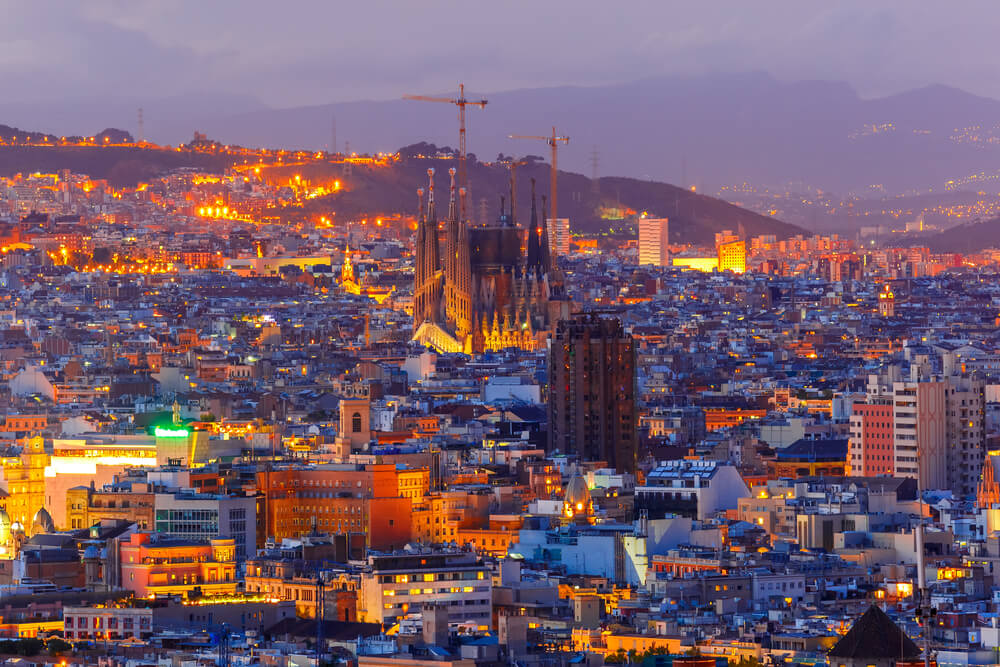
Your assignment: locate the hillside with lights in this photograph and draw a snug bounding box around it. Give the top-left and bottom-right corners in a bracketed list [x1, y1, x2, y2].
[0, 129, 804, 243]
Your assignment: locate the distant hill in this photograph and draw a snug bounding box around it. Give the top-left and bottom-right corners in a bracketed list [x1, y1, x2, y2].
[0, 124, 134, 145]
[0, 141, 229, 188]
[186, 74, 1000, 196]
[915, 217, 1000, 253]
[0, 131, 803, 242]
[265, 144, 805, 243]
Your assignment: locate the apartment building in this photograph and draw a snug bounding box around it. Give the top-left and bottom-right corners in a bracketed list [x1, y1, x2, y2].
[359, 551, 491, 628]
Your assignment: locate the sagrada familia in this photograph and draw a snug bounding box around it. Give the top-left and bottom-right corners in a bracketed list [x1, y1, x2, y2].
[412, 167, 567, 354]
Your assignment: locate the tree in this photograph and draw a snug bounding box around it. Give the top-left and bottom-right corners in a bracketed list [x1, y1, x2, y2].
[92, 247, 113, 265]
[16, 638, 43, 656]
[46, 638, 72, 655]
[605, 649, 628, 664]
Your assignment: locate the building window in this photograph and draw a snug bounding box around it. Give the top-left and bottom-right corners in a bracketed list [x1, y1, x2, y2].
[352, 413, 362, 433]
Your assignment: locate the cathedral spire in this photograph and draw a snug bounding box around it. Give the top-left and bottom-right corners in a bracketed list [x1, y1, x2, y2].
[526, 177, 540, 272]
[444, 166, 459, 322]
[447, 167, 457, 223]
[416, 186, 426, 277]
[426, 168, 436, 222]
[420, 169, 442, 325]
[426, 168, 439, 276]
[413, 187, 427, 329]
[417, 187, 425, 227]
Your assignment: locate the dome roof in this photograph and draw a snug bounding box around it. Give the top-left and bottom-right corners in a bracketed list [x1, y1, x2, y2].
[31, 507, 55, 534]
[83, 545, 100, 560]
[565, 473, 590, 509]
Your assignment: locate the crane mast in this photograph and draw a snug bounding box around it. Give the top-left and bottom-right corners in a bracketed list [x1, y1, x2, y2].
[509, 127, 570, 221]
[403, 83, 487, 193]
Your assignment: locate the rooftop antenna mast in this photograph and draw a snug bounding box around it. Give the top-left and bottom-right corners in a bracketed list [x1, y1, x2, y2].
[404, 83, 488, 193]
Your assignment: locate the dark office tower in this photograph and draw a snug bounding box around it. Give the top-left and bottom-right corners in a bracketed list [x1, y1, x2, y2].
[547, 314, 637, 473]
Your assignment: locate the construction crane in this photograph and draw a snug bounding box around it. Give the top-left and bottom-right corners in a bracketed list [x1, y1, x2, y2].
[509, 127, 569, 221]
[403, 83, 487, 192]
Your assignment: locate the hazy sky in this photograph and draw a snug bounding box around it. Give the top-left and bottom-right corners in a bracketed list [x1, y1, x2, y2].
[4, 1, 999, 107]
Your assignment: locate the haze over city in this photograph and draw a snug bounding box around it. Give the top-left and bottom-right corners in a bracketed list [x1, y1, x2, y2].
[1, 4, 1000, 667]
[5, 2, 1000, 105]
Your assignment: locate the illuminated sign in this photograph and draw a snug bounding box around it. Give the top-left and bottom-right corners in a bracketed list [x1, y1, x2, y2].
[154, 427, 190, 438]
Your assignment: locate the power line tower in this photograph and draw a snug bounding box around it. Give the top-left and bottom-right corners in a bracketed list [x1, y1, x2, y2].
[330, 115, 337, 155]
[509, 127, 570, 220]
[403, 83, 487, 192]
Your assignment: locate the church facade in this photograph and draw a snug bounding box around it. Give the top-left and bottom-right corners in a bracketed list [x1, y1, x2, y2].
[412, 167, 564, 354]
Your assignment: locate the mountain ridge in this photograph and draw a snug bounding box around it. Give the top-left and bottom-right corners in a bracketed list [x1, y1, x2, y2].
[4, 73, 1000, 195]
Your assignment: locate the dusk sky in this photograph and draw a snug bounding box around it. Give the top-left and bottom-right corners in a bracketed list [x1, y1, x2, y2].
[4, 1, 1000, 106]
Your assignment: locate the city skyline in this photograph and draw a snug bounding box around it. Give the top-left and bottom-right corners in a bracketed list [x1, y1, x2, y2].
[0, 4, 997, 665]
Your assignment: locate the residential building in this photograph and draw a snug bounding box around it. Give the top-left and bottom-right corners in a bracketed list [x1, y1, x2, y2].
[63, 605, 153, 642]
[358, 550, 491, 628]
[119, 532, 238, 598]
[638, 217, 669, 267]
[154, 491, 255, 560]
[636, 459, 750, 520]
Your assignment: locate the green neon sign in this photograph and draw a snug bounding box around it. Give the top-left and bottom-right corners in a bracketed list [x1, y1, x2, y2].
[154, 427, 190, 438]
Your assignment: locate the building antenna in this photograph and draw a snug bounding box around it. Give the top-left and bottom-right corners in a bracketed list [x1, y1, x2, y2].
[137, 108, 144, 144]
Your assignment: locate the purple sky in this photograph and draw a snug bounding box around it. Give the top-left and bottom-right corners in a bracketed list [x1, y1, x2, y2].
[3, 2, 998, 107]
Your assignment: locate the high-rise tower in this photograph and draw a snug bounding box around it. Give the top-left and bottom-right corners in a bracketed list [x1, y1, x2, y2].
[547, 314, 638, 473]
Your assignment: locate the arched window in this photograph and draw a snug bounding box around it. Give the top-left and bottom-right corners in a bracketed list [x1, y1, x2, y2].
[352, 412, 362, 433]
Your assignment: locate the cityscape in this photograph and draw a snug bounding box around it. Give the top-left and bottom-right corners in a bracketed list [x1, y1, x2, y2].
[4, 4, 1000, 667]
